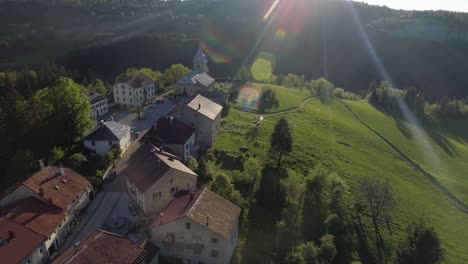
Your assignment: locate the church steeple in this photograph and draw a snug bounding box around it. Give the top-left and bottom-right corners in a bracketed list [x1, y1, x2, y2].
[193, 44, 208, 73]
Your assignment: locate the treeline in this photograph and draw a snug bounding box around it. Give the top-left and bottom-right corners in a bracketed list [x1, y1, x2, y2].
[368, 81, 468, 118]
[0, 65, 115, 190]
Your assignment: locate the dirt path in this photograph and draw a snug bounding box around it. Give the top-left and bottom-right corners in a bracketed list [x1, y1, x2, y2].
[237, 97, 468, 214]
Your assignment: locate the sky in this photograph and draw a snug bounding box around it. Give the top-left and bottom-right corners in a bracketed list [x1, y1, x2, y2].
[354, 0, 468, 12]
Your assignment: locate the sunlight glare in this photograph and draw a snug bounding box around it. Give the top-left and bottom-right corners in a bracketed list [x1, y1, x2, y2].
[264, 0, 281, 20]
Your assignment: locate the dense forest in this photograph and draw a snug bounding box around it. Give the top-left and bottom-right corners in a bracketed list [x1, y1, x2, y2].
[1, 0, 468, 98]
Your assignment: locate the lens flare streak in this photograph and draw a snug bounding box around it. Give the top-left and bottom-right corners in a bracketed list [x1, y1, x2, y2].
[264, 0, 281, 20]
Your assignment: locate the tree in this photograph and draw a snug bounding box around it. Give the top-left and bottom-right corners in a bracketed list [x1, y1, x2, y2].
[270, 117, 293, 168]
[197, 157, 208, 177]
[210, 174, 244, 206]
[237, 66, 251, 81]
[221, 100, 231, 117]
[48, 146, 64, 165]
[88, 79, 107, 95]
[186, 156, 198, 172]
[243, 158, 261, 184]
[163, 64, 191, 85]
[68, 153, 87, 170]
[319, 234, 337, 263]
[131, 105, 144, 119]
[34, 77, 93, 148]
[258, 88, 279, 112]
[285, 242, 318, 264]
[355, 176, 395, 260]
[396, 219, 444, 264]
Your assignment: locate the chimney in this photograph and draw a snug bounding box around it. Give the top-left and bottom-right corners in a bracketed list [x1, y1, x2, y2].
[205, 216, 209, 226]
[8, 230, 16, 241]
[39, 160, 45, 170]
[169, 116, 174, 127]
[100, 120, 105, 127]
[159, 213, 164, 224]
[60, 164, 65, 176]
[197, 103, 201, 110]
[110, 116, 114, 122]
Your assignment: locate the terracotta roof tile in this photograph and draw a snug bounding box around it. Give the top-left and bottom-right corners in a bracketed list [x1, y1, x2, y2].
[52, 230, 147, 264]
[0, 217, 46, 264]
[151, 189, 241, 238]
[2, 197, 67, 238]
[22, 166, 91, 209]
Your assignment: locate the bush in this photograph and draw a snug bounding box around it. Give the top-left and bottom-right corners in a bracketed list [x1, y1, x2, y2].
[68, 152, 87, 170]
[48, 146, 65, 165]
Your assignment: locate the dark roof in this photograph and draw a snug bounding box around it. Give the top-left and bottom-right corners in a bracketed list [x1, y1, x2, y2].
[125, 75, 154, 89]
[22, 166, 91, 209]
[2, 197, 67, 238]
[83, 121, 130, 141]
[52, 230, 147, 264]
[186, 94, 223, 120]
[86, 92, 107, 105]
[126, 143, 197, 193]
[151, 189, 241, 238]
[141, 117, 195, 145]
[0, 217, 46, 264]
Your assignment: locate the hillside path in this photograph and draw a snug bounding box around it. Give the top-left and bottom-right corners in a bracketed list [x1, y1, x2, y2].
[237, 96, 468, 214]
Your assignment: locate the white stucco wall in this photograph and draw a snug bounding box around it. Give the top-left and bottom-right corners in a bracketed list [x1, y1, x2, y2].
[91, 98, 109, 118]
[151, 216, 238, 264]
[83, 131, 130, 156]
[113, 82, 156, 108]
[20, 244, 48, 264]
[160, 133, 195, 162]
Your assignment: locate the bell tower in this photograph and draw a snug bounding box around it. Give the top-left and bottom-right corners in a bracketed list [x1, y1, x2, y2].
[193, 45, 208, 73]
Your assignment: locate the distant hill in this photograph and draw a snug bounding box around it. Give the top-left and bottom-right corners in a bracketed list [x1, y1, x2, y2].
[1, 0, 468, 98]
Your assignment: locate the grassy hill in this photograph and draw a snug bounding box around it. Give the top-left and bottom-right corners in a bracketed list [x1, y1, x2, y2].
[235, 83, 311, 113]
[346, 100, 468, 205]
[214, 88, 468, 263]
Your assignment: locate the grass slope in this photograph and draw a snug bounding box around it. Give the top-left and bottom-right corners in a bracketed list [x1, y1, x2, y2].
[216, 97, 468, 263]
[235, 83, 311, 113]
[345, 100, 468, 205]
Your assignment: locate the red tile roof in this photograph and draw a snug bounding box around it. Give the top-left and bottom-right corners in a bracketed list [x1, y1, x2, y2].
[52, 230, 147, 264]
[141, 117, 195, 145]
[151, 189, 241, 238]
[126, 143, 197, 193]
[22, 166, 91, 209]
[0, 217, 46, 264]
[2, 196, 67, 238]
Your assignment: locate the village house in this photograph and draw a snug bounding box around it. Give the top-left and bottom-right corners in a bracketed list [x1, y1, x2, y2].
[150, 188, 241, 264]
[0, 217, 48, 264]
[0, 166, 92, 215]
[174, 46, 215, 97]
[82, 120, 131, 156]
[1, 197, 71, 256]
[173, 94, 222, 148]
[52, 230, 159, 264]
[126, 143, 198, 215]
[141, 116, 196, 162]
[87, 91, 108, 125]
[113, 75, 156, 108]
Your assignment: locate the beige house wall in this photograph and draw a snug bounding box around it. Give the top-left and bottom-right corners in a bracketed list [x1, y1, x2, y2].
[176, 107, 221, 147]
[151, 216, 238, 264]
[128, 169, 197, 215]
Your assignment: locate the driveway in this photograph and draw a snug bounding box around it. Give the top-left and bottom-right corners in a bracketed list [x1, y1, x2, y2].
[59, 100, 176, 252]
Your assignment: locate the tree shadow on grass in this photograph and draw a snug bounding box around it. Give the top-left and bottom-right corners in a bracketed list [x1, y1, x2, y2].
[244, 126, 259, 142]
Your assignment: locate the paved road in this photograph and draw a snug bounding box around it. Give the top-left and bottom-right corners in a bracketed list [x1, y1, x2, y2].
[59, 100, 176, 252]
[236, 96, 468, 214]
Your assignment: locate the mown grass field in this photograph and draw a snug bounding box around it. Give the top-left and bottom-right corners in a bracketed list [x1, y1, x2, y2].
[215, 96, 468, 263]
[345, 100, 468, 205]
[235, 83, 311, 113]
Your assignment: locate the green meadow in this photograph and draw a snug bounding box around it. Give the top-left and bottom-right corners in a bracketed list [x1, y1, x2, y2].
[215, 94, 468, 263]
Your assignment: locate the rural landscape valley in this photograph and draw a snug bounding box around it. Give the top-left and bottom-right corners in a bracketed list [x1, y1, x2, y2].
[0, 0, 467, 264]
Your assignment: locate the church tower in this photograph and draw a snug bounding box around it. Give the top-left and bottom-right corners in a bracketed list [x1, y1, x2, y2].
[193, 45, 209, 73]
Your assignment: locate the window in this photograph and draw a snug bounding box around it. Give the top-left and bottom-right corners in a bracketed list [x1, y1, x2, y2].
[186, 222, 191, 230]
[129, 92, 132, 96]
[153, 192, 161, 200]
[117, 97, 120, 101]
[130, 98, 132, 103]
[123, 91, 125, 95]
[108, 141, 113, 146]
[123, 98, 126, 102]
[170, 187, 178, 194]
[194, 248, 202, 255]
[211, 238, 218, 244]
[170, 178, 173, 184]
[211, 250, 219, 257]
[91, 140, 95, 146]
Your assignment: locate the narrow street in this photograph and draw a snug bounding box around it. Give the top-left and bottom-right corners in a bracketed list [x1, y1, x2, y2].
[59, 100, 176, 252]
